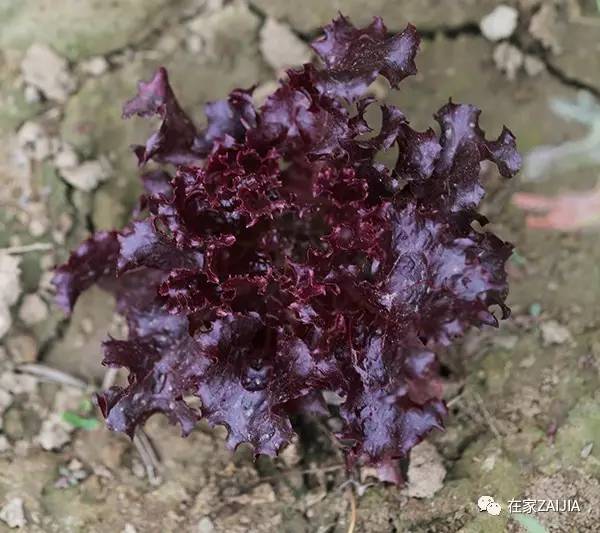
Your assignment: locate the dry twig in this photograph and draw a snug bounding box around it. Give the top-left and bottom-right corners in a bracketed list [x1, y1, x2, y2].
[346, 485, 357, 533]
[17, 363, 88, 390]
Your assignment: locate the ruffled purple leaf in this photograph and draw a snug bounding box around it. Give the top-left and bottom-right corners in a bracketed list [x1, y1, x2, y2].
[52, 231, 119, 312]
[312, 16, 420, 100]
[123, 67, 200, 165]
[54, 13, 521, 483]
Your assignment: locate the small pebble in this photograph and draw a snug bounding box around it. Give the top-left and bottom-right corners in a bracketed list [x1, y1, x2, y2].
[17, 122, 54, 161]
[406, 441, 446, 498]
[6, 334, 38, 363]
[540, 320, 573, 346]
[493, 42, 524, 80]
[37, 419, 71, 451]
[23, 85, 42, 104]
[0, 254, 22, 339]
[259, 18, 312, 71]
[18, 294, 48, 325]
[196, 517, 216, 533]
[54, 143, 79, 169]
[80, 56, 109, 76]
[0, 435, 11, 453]
[60, 158, 112, 191]
[21, 43, 76, 102]
[28, 218, 48, 238]
[581, 442, 593, 459]
[0, 498, 26, 529]
[524, 55, 545, 76]
[480, 5, 519, 42]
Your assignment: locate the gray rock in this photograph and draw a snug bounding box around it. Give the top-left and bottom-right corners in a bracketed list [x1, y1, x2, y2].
[17, 122, 57, 162]
[21, 44, 76, 102]
[37, 418, 72, 451]
[80, 56, 109, 77]
[259, 18, 311, 72]
[18, 293, 49, 325]
[60, 158, 112, 192]
[406, 441, 446, 498]
[196, 517, 216, 533]
[0, 253, 21, 339]
[5, 334, 38, 363]
[540, 320, 573, 346]
[0, 498, 26, 529]
[493, 42, 524, 80]
[54, 143, 80, 170]
[0, 50, 45, 131]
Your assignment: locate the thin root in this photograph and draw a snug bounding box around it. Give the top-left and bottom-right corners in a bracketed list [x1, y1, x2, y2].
[134, 428, 162, 486]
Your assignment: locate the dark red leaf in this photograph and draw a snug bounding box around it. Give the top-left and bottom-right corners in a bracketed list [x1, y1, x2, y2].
[54, 13, 520, 483]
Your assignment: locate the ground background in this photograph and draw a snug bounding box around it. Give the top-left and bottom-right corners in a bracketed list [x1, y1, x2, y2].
[1, 0, 600, 531]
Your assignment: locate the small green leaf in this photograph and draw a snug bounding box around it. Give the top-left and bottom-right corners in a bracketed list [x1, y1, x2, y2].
[62, 411, 100, 430]
[529, 302, 542, 317]
[78, 398, 94, 414]
[511, 513, 548, 533]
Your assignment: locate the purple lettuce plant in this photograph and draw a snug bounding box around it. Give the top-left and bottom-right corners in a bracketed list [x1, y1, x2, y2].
[53, 15, 521, 482]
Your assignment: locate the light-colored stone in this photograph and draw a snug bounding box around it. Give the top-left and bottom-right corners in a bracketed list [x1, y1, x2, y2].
[406, 441, 446, 498]
[0, 388, 13, 416]
[259, 18, 312, 72]
[60, 158, 112, 191]
[196, 517, 216, 533]
[581, 442, 593, 459]
[0, 254, 21, 339]
[6, 334, 38, 363]
[0, 435, 10, 453]
[23, 85, 41, 104]
[540, 320, 573, 346]
[0, 372, 37, 395]
[54, 143, 80, 169]
[0, 498, 26, 529]
[18, 293, 48, 325]
[37, 418, 72, 451]
[480, 5, 519, 42]
[529, 3, 561, 54]
[21, 43, 76, 102]
[81, 56, 109, 76]
[524, 54, 545, 77]
[186, 1, 261, 62]
[28, 218, 48, 238]
[185, 34, 204, 54]
[493, 42, 524, 80]
[16, 121, 54, 161]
